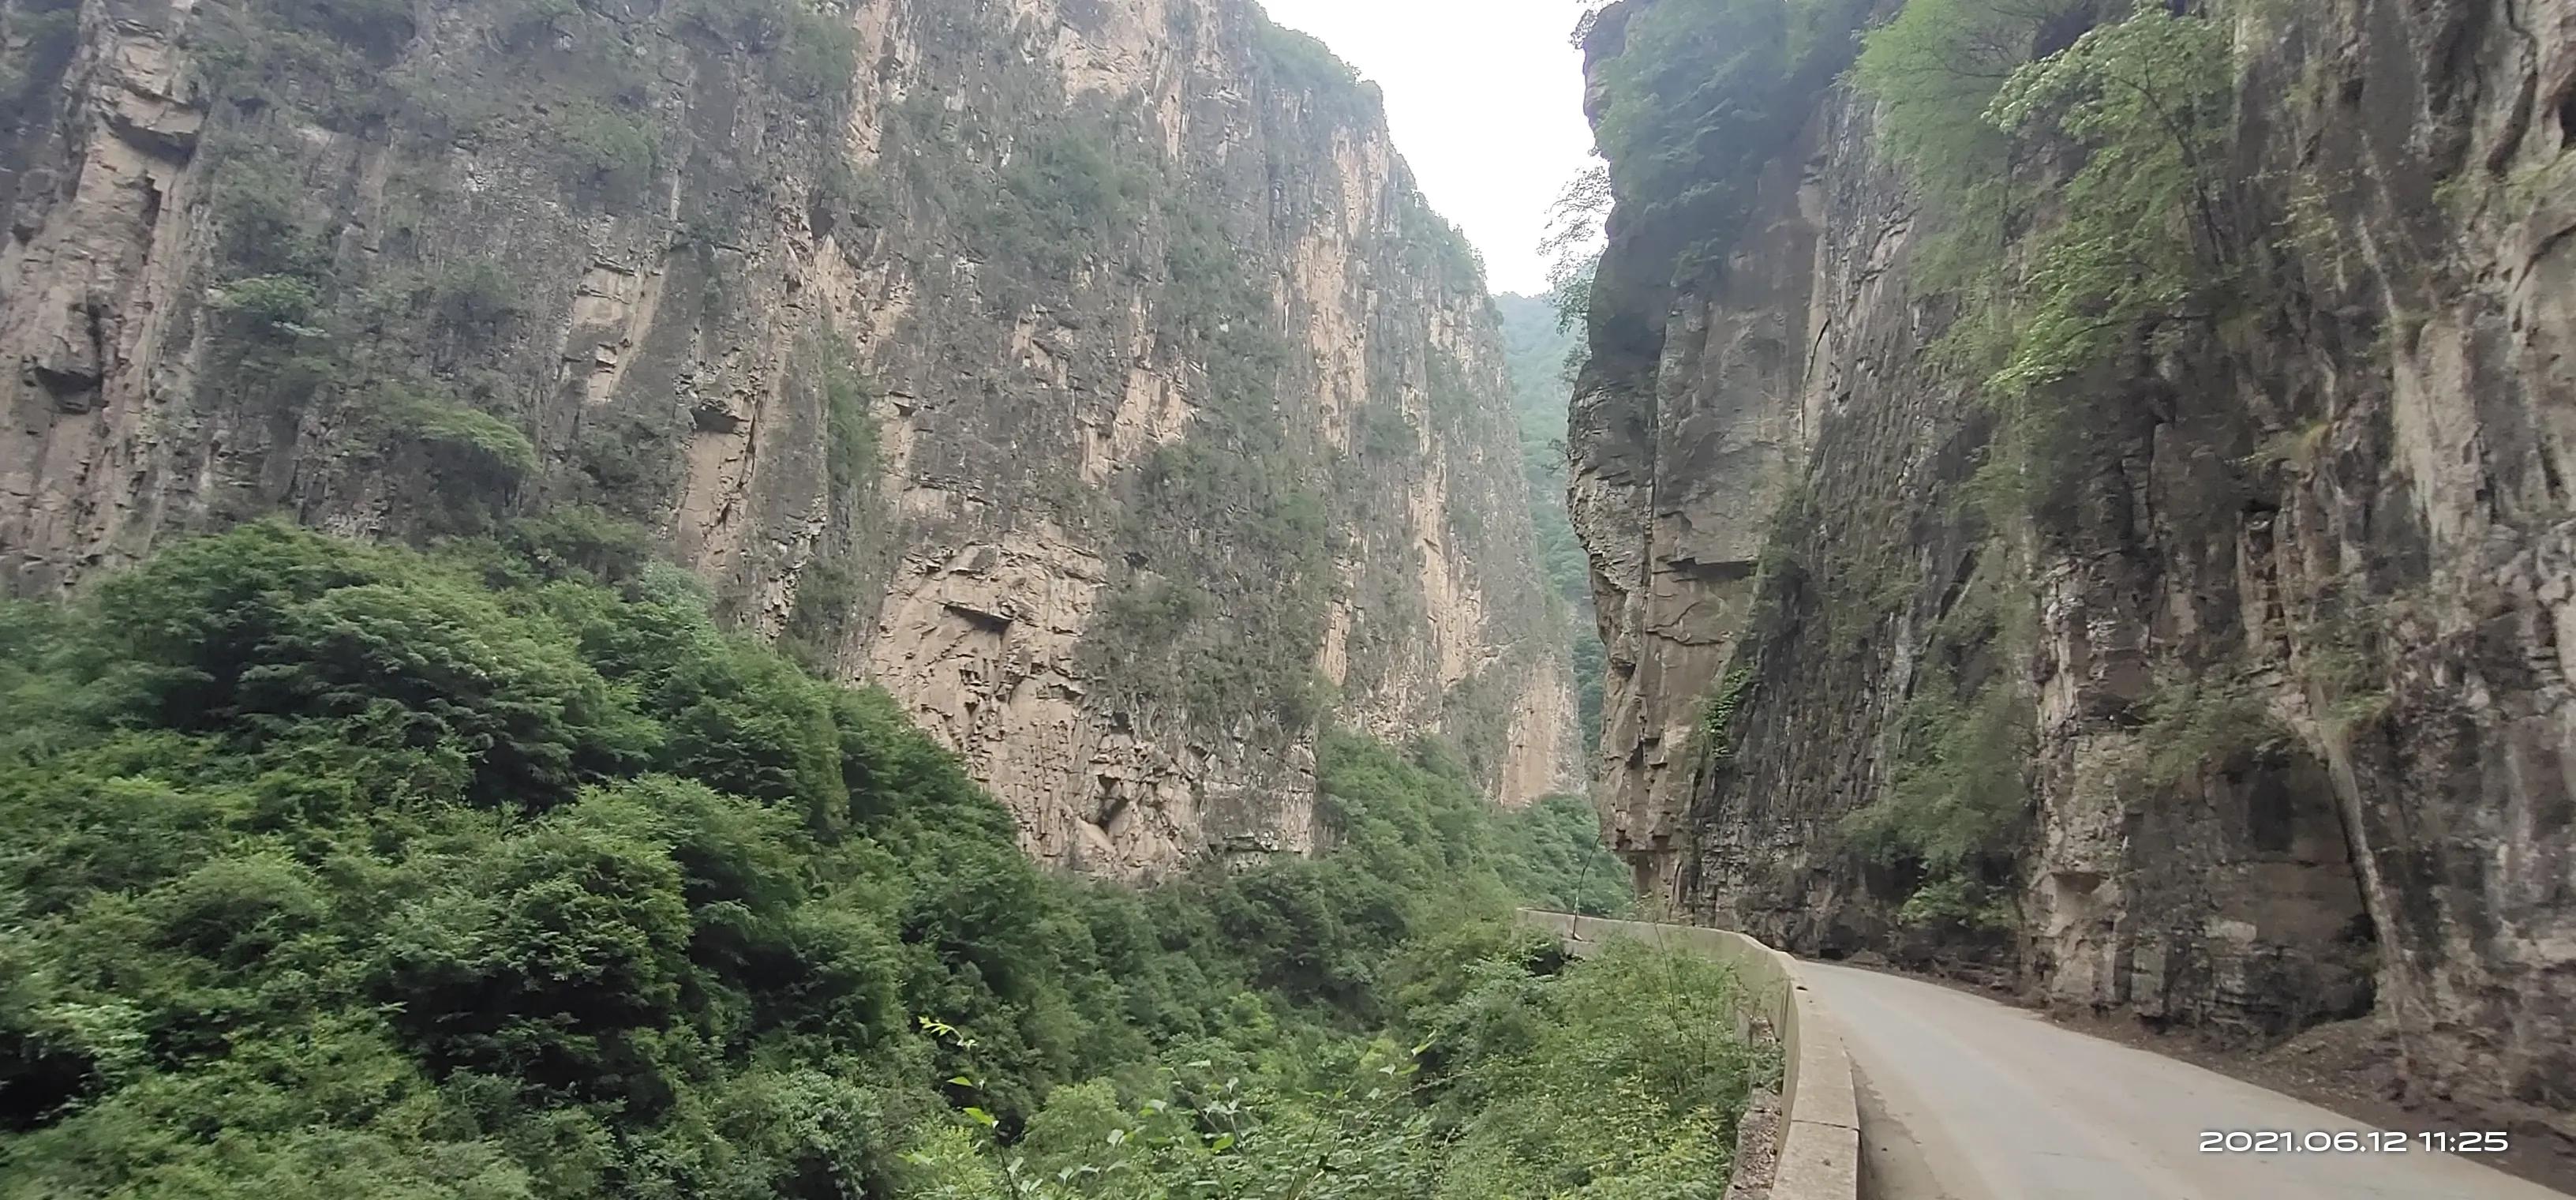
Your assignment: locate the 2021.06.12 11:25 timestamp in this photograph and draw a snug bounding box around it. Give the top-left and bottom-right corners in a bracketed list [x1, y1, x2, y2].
[2199, 1131, 2512, 1153]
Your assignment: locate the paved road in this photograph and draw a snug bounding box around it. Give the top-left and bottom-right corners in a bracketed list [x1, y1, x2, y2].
[1799, 961, 2570, 1200]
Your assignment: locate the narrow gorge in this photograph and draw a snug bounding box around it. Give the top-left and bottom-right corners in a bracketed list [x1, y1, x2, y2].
[1571, 0, 2576, 1140]
[9, 0, 2576, 1189]
[0, 0, 1583, 878]
[0, 2, 1739, 1194]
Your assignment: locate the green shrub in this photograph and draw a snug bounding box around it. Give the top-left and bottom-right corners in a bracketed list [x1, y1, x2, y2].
[2131, 669, 2288, 786]
[494, 0, 581, 43]
[1979, 10, 2234, 396]
[1493, 795, 1630, 917]
[496, 506, 660, 584]
[0, 525, 1699, 1198]
[1356, 398, 1418, 458]
[1895, 875, 2016, 932]
[1852, 0, 2091, 220]
[821, 351, 878, 495]
[208, 272, 324, 334]
[204, 132, 329, 278]
[992, 122, 1151, 269]
[814, 154, 893, 233]
[384, 391, 541, 478]
[548, 99, 658, 192]
[774, 1, 860, 99]
[1397, 193, 1484, 286]
[1250, 13, 1372, 109]
[1410, 940, 1777, 1198]
[1696, 666, 1754, 764]
[194, 0, 411, 126]
[420, 261, 525, 340]
[777, 347, 882, 671]
[1840, 669, 2032, 874]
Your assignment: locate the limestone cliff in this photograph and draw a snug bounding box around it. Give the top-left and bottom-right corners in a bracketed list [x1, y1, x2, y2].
[1572, 0, 2574, 1134]
[0, 0, 1581, 875]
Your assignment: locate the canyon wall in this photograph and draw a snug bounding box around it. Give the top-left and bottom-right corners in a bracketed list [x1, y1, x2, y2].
[1572, 0, 2574, 1133]
[0, 0, 1581, 876]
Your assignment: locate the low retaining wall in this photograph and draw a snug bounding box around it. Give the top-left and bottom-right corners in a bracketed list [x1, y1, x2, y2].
[1516, 910, 1859, 1200]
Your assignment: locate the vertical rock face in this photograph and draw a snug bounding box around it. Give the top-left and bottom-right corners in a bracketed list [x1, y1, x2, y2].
[0, 0, 1581, 875]
[1572, 0, 2574, 1134]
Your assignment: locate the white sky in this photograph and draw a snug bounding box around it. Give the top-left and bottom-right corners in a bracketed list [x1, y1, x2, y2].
[1256, 0, 1600, 295]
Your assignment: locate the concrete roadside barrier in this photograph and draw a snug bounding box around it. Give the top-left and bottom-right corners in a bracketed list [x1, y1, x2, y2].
[1516, 909, 1859, 1200]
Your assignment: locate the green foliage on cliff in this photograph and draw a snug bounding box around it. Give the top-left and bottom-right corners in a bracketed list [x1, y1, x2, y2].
[384, 388, 545, 480]
[1589, 0, 1867, 281]
[889, 103, 1163, 288]
[1807, 6, 2245, 896]
[1840, 665, 2031, 937]
[170, 0, 883, 549]
[1084, 439, 1335, 734]
[1694, 667, 1755, 767]
[1852, 0, 2088, 222]
[1844, 670, 2033, 876]
[208, 273, 325, 335]
[673, 0, 861, 99]
[820, 351, 879, 501]
[2293, 601, 2394, 740]
[2131, 669, 2290, 786]
[1249, 11, 1380, 117]
[1979, 12, 2234, 395]
[1251, 17, 1358, 91]
[1858, 3, 2234, 511]
[0, 524, 1725, 1198]
[999, 122, 1155, 266]
[1837, 549, 2035, 924]
[546, 100, 662, 193]
[781, 342, 886, 671]
[1080, 164, 1321, 738]
[1396, 195, 1488, 289]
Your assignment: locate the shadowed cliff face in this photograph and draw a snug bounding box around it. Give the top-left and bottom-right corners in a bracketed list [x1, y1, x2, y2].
[1572, 0, 2575, 1135]
[0, 0, 1582, 876]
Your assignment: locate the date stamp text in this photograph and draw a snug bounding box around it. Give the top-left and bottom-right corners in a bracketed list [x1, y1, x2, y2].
[2199, 1131, 2511, 1154]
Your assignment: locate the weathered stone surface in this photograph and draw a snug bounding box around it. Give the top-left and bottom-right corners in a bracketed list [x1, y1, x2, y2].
[1572, 0, 2576, 1134]
[0, 0, 1582, 876]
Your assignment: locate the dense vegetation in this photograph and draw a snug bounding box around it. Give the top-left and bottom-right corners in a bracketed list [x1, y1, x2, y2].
[0, 523, 1747, 1199]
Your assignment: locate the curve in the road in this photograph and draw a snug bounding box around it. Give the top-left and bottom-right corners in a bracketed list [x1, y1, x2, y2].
[1804, 960, 2568, 1200]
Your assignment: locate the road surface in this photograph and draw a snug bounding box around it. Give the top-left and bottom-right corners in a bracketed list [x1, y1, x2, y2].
[1799, 960, 2571, 1200]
